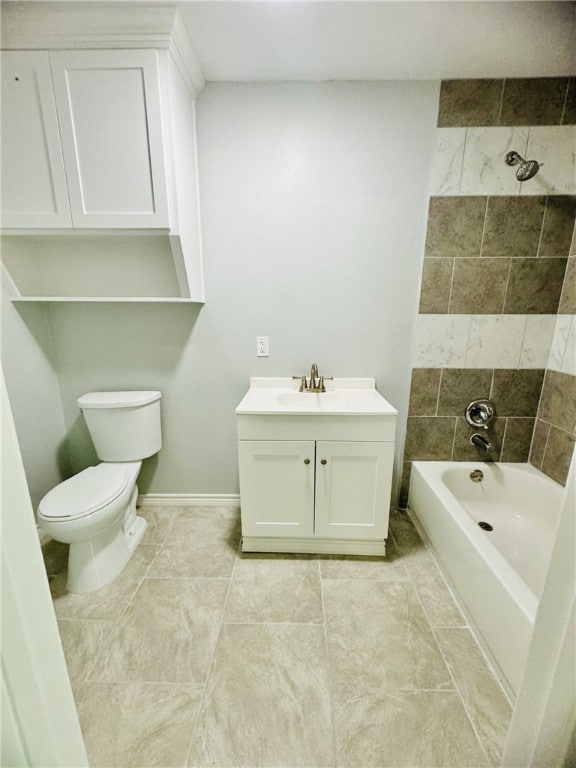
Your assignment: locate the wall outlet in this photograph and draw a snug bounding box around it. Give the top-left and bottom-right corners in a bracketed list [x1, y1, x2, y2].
[256, 336, 269, 357]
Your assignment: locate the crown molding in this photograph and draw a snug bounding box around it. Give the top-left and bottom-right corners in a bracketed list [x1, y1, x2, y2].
[1, 1, 205, 95]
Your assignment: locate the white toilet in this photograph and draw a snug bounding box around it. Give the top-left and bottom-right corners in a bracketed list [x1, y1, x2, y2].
[38, 390, 162, 594]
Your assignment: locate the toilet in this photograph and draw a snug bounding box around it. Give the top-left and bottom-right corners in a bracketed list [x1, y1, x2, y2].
[38, 390, 162, 594]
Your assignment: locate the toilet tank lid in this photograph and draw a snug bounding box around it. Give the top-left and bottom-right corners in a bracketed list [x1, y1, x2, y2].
[78, 391, 161, 409]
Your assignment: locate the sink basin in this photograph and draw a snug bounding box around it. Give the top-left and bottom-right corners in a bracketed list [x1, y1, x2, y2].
[236, 377, 397, 417]
[276, 391, 349, 409]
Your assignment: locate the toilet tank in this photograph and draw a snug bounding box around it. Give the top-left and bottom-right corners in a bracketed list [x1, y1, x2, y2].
[78, 391, 162, 462]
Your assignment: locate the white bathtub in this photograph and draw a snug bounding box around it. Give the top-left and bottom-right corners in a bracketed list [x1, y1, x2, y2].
[408, 461, 563, 697]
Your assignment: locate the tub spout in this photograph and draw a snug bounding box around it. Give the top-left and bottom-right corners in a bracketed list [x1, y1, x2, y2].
[470, 433, 491, 451]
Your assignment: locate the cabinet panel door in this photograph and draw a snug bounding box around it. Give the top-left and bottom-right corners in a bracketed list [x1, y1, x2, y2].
[50, 50, 169, 228]
[315, 441, 393, 540]
[238, 441, 315, 538]
[1, 52, 72, 228]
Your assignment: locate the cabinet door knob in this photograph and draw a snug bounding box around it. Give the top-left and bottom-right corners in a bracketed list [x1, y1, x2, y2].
[321, 459, 327, 465]
[304, 458, 310, 465]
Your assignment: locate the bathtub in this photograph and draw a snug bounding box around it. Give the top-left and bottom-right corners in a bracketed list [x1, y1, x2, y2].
[408, 461, 563, 697]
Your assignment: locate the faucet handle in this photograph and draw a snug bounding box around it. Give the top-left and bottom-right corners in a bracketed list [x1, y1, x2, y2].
[292, 375, 307, 392]
[318, 376, 333, 393]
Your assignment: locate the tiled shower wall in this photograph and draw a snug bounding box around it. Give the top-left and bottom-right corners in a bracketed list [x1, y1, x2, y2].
[401, 78, 576, 506]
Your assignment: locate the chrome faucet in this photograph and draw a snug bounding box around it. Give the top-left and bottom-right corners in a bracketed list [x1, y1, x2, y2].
[292, 363, 333, 393]
[470, 433, 491, 451]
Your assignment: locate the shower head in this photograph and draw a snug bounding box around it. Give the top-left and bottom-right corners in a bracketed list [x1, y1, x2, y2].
[505, 150, 541, 181]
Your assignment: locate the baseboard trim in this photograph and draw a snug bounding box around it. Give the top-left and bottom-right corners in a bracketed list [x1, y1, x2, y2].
[137, 493, 240, 507]
[242, 536, 386, 556]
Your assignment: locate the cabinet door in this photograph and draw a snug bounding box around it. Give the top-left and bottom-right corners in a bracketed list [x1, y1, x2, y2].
[50, 50, 169, 228]
[315, 441, 393, 540]
[238, 441, 315, 538]
[1, 52, 72, 228]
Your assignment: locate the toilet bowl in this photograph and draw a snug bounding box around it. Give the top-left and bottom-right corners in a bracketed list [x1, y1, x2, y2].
[37, 390, 162, 594]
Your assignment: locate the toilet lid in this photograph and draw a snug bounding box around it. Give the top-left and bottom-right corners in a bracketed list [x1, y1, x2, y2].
[38, 464, 131, 521]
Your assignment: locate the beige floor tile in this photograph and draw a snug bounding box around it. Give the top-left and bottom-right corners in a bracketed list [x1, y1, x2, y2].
[76, 681, 203, 768]
[89, 578, 228, 683]
[322, 581, 453, 696]
[179, 506, 240, 520]
[51, 545, 159, 621]
[319, 537, 410, 581]
[335, 690, 489, 767]
[148, 517, 239, 578]
[189, 623, 335, 767]
[435, 627, 512, 764]
[41, 536, 68, 576]
[224, 554, 322, 623]
[58, 619, 115, 685]
[138, 505, 181, 544]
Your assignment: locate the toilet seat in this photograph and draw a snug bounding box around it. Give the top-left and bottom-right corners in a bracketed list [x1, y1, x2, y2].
[38, 463, 135, 521]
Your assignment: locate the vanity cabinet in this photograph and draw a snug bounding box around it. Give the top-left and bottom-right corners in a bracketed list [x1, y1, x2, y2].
[238, 440, 393, 549]
[236, 377, 397, 557]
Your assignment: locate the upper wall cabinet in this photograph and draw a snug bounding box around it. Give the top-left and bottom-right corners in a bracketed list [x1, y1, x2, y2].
[2, 49, 168, 230]
[1, 51, 72, 228]
[0, 4, 206, 302]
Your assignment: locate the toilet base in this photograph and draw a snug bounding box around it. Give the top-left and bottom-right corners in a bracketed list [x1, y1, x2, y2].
[66, 487, 147, 594]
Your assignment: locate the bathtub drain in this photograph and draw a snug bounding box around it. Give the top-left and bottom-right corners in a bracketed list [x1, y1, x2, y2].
[478, 521, 493, 531]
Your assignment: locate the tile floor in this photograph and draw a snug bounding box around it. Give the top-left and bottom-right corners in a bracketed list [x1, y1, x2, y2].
[44, 506, 512, 768]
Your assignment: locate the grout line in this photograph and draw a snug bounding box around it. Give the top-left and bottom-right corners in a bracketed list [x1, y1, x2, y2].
[457, 128, 468, 194]
[435, 368, 444, 416]
[446, 257, 456, 314]
[478, 196, 490, 258]
[431, 627, 503, 765]
[450, 416, 458, 461]
[497, 79, 506, 126]
[319, 563, 341, 768]
[501, 258, 514, 318]
[535, 196, 548, 259]
[560, 79, 570, 126]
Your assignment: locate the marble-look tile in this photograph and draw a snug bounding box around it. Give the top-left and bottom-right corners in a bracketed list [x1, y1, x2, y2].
[500, 78, 569, 126]
[322, 580, 453, 696]
[76, 681, 203, 768]
[520, 315, 557, 368]
[138, 505, 179, 545]
[548, 314, 574, 372]
[58, 619, 114, 684]
[404, 417, 455, 461]
[449, 258, 509, 314]
[89, 578, 228, 684]
[408, 368, 441, 416]
[438, 79, 503, 128]
[334, 690, 487, 768]
[481, 196, 546, 259]
[51, 544, 158, 621]
[224, 555, 323, 623]
[465, 315, 526, 368]
[414, 315, 471, 368]
[520, 127, 576, 196]
[435, 628, 512, 765]
[504, 258, 567, 314]
[148, 515, 239, 578]
[501, 418, 536, 463]
[561, 317, 576, 376]
[538, 197, 576, 258]
[189, 623, 335, 768]
[419, 257, 453, 313]
[428, 128, 466, 195]
[460, 127, 528, 195]
[559, 257, 576, 313]
[437, 368, 493, 416]
[491, 369, 545, 416]
[319, 537, 409, 582]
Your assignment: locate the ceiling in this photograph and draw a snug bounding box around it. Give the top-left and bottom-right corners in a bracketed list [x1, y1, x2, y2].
[177, 1, 576, 81]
